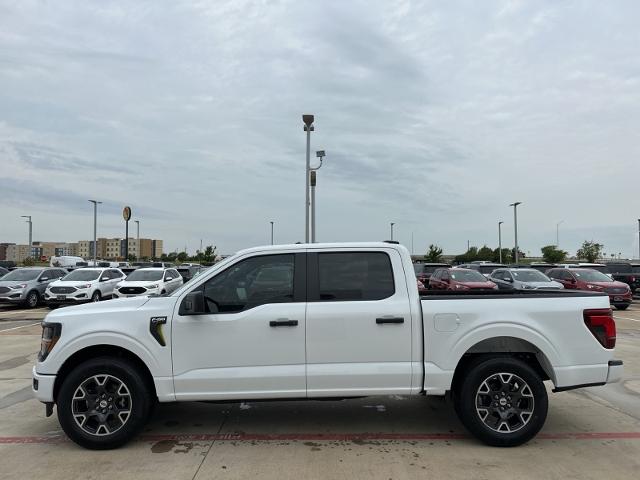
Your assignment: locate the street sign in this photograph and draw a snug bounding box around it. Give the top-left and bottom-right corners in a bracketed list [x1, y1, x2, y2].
[123, 206, 132, 222]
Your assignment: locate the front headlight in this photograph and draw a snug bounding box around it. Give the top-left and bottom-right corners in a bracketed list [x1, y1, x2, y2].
[10, 284, 27, 290]
[145, 284, 159, 289]
[523, 284, 534, 290]
[38, 323, 62, 362]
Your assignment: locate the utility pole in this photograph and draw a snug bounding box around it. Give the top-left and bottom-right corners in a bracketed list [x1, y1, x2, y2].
[134, 220, 140, 260]
[637, 219, 640, 260]
[510, 202, 522, 264]
[20, 216, 32, 257]
[390, 222, 395, 241]
[498, 221, 503, 264]
[88, 200, 101, 264]
[270, 221, 274, 245]
[302, 114, 315, 242]
[556, 220, 564, 247]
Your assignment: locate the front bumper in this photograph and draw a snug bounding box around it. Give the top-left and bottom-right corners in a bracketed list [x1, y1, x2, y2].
[44, 292, 90, 304]
[0, 291, 27, 303]
[32, 366, 56, 403]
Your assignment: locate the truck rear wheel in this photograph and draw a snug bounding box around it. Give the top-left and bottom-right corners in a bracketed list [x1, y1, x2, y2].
[57, 357, 151, 450]
[454, 357, 548, 447]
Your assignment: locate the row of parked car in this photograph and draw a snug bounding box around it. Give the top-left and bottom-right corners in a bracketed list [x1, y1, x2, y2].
[414, 261, 637, 310]
[0, 263, 207, 309]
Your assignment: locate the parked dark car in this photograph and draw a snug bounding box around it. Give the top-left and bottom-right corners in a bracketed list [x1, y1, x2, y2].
[413, 263, 450, 287]
[429, 268, 498, 291]
[0, 267, 8, 279]
[547, 268, 633, 310]
[176, 264, 203, 283]
[606, 262, 640, 293]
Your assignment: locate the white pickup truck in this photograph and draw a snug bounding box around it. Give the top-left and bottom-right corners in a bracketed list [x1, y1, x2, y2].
[32, 242, 623, 449]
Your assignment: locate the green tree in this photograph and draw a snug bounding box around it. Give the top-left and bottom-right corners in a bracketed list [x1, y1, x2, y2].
[424, 244, 443, 262]
[541, 245, 568, 263]
[476, 245, 494, 261]
[176, 251, 188, 263]
[127, 254, 136, 262]
[22, 257, 35, 266]
[492, 248, 512, 263]
[576, 241, 604, 262]
[202, 245, 217, 263]
[454, 246, 478, 264]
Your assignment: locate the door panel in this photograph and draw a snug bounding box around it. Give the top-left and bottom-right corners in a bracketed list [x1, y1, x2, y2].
[305, 249, 413, 396]
[172, 252, 306, 400]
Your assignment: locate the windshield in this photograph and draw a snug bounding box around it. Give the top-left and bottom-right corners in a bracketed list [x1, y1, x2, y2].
[126, 270, 164, 281]
[511, 270, 551, 282]
[573, 269, 613, 282]
[607, 264, 631, 274]
[62, 270, 101, 281]
[1, 269, 42, 281]
[450, 269, 488, 282]
[576, 265, 610, 274]
[478, 265, 500, 274]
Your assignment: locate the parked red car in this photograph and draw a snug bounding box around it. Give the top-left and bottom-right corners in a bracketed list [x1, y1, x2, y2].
[547, 268, 633, 310]
[413, 262, 450, 287]
[429, 268, 498, 291]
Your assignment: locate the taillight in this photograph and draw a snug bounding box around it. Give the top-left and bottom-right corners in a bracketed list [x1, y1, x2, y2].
[583, 308, 616, 349]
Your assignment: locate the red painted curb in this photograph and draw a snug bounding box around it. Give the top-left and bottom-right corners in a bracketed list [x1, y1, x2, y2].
[1, 431, 640, 445]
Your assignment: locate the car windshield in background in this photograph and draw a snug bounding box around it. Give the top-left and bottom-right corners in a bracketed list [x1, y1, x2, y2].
[576, 265, 610, 274]
[573, 269, 613, 282]
[126, 270, 164, 281]
[478, 266, 500, 274]
[62, 270, 101, 281]
[607, 264, 632, 273]
[450, 269, 487, 282]
[1, 269, 42, 281]
[633, 266, 640, 274]
[512, 270, 551, 282]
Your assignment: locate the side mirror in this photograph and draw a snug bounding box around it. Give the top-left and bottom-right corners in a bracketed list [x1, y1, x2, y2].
[40, 277, 49, 282]
[100, 277, 109, 282]
[165, 277, 173, 281]
[179, 290, 206, 315]
[506, 277, 514, 283]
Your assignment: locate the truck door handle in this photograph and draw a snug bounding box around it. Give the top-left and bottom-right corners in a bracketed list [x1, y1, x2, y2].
[376, 317, 404, 324]
[269, 319, 298, 327]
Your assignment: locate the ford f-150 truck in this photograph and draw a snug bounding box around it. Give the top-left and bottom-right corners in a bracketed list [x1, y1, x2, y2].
[32, 242, 623, 450]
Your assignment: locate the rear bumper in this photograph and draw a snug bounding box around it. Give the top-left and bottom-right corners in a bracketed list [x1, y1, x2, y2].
[553, 360, 623, 392]
[606, 359, 624, 384]
[32, 366, 56, 403]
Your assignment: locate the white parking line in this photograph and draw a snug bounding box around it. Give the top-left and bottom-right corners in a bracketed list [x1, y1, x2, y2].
[0, 322, 41, 332]
[0, 309, 47, 317]
[614, 316, 640, 323]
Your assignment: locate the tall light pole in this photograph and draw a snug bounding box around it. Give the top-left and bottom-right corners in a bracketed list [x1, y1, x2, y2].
[498, 221, 504, 264]
[134, 220, 140, 260]
[390, 222, 395, 241]
[88, 200, 101, 264]
[310, 150, 325, 243]
[556, 220, 564, 247]
[302, 114, 315, 243]
[637, 219, 640, 260]
[270, 221, 274, 245]
[509, 202, 522, 264]
[21, 216, 32, 258]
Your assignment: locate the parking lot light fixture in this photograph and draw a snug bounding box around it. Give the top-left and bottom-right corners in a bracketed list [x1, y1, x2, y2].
[134, 220, 140, 260]
[88, 200, 102, 264]
[270, 221, 274, 245]
[637, 219, 640, 260]
[498, 221, 504, 264]
[509, 202, 522, 264]
[390, 222, 395, 241]
[310, 150, 326, 243]
[556, 220, 564, 247]
[20, 216, 32, 254]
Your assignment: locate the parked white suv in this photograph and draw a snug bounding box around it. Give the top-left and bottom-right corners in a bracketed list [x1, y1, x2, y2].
[44, 268, 125, 306]
[113, 268, 182, 298]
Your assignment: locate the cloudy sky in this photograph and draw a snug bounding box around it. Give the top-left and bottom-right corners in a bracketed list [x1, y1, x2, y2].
[1, 0, 639, 258]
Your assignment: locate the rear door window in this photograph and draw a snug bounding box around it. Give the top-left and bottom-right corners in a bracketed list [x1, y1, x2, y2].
[315, 252, 395, 301]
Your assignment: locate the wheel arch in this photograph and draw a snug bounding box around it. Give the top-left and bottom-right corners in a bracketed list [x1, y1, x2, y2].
[53, 344, 157, 403]
[450, 336, 556, 396]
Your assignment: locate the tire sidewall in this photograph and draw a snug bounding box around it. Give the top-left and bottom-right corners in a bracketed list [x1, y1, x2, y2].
[26, 291, 39, 308]
[456, 357, 548, 447]
[91, 291, 101, 302]
[57, 357, 150, 450]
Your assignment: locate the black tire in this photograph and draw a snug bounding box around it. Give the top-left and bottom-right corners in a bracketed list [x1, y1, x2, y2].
[24, 290, 39, 309]
[454, 357, 548, 447]
[57, 357, 151, 450]
[91, 291, 101, 302]
[615, 305, 629, 311]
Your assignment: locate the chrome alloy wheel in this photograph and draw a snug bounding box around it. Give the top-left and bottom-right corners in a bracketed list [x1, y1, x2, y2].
[475, 373, 534, 433]
[71, 374, 132, 436]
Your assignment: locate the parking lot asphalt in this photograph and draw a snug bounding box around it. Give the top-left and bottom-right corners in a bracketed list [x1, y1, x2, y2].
[1, 303, 639, 479]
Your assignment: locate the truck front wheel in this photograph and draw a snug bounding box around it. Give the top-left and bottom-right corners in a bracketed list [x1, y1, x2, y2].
[57, 357, 152, 450]
[454, 357, 548, 447]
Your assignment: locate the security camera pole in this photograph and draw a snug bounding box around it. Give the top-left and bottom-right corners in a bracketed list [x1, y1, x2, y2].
[509, 202, 522, 264]
[310, 150, 325, 243]
[302, 114, 314, 243]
